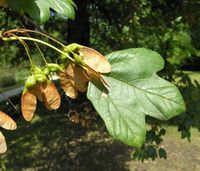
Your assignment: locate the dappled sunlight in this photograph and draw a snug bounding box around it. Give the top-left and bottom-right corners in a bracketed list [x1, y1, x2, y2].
[2, 100, 132, 170]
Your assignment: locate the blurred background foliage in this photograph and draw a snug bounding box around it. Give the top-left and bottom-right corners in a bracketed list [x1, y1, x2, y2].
[1, 0, 200, 168]
[1, 0, 200, 86]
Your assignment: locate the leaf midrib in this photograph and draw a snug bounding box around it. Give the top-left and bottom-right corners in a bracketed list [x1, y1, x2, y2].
[107, 75, 184, 110]
[107, 95, 145, 134]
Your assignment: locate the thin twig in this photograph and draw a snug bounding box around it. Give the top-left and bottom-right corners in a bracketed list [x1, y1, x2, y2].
[0, 88, 17, 110]
[9, 33, 34, 67]
[3, 28, 65, 47]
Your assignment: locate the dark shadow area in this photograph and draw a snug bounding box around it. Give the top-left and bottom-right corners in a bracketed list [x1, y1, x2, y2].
[172, 72, 200, 139]
[180, 57, 200, 71]
[1, 94, 132, 171]
[2, 71, 200, 167]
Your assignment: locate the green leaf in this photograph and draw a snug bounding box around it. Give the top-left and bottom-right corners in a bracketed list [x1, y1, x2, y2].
[158, 148, 167, 159]
[48, 0, 76, 20]
[87, 48, 185, 148]
[87, 78, 146, 148]
[7, 0, 76, 23]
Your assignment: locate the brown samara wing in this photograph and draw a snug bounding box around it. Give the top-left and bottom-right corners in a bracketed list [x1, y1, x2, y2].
[41, 82, 61, 110]
[79, 47, 111, 73]
[0, 131, 7, 154]
[59, 63, 89, 99]
[21, 91, 37, 121]
[0, 111, 17, 130]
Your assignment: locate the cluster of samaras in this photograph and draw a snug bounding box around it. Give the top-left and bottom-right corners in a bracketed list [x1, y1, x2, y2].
[0, 43, 111, 154]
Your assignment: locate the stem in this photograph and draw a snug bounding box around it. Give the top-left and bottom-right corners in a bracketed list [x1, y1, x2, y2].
[2, 35, 110, 87]
[23, 42, 34, 67]
[9, 34, 34, 67]
[2, 36, 75, 62]
[4, 28, 65, 47]
[34, 42, 48, 64]
[10, 30, 48, 64]
[0, 88, 17, 110]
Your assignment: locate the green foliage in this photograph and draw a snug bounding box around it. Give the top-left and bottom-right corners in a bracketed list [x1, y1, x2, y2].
[0, 0, 199, 162]
[7, 0, 76, 23]
[0, 42, 19, 65]
[173, 72, 200, 141]
[87, 48, 185, 147]
[133, 126, 166, 161]
[89, 0, 200, 67]
[0, 64, 16, 87]
[163, 17, 200, 65]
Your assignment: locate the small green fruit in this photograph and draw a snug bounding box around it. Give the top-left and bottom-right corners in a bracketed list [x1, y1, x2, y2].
[25, 75, 37, 89]
[73, 53, 84, 65]
[31, 66, 41, 74]
[47, 63, 64, 72]
[41, 67, 50, 76]
[35, 74, 47, 83]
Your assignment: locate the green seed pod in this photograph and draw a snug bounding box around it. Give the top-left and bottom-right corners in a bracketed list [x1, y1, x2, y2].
[60, 63, 67, 71]
[61, 52, 70, 62]
[60, 63, 65, 69]
[30, 66, 41, 75]
[57, 65, 65, 72]
[35, 74, 47, 83]
[65, 43, 83, 53]
[49, 66, 58, 72]
[47, 63, 64, 72]
[41, 67, 50, 76]
[25, 75, 37, 89]
[61, 44, 83, 62]
[73, 53, 84, 66]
